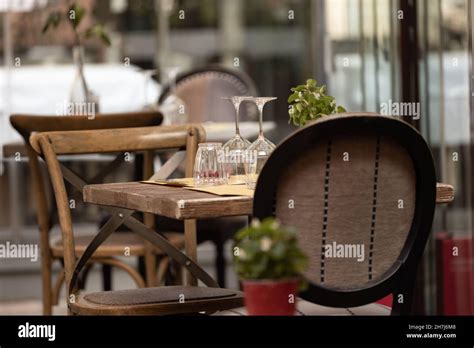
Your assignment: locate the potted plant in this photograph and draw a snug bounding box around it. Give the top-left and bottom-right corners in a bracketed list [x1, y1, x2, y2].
[233, 217, 308, 315]
[288, 79, 346, 127]
[42, 2, 111, 113]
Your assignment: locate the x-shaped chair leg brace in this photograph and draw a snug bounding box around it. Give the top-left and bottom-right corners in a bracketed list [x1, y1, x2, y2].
[63, 150, 219, 301]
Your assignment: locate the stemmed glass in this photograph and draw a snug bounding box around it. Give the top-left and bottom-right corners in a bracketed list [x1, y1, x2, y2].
[221, 96, 253, 184]
[246, 97, 277, 189]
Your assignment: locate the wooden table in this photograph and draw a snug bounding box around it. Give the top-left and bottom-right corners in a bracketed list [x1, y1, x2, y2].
[83, 182, 252, 286]
[83, 182, 454, 285]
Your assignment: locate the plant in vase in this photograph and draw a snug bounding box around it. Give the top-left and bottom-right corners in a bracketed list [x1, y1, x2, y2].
[43, 2, 111, 114]
[288, 79, 346, 127]
[233, 217, 308, 315]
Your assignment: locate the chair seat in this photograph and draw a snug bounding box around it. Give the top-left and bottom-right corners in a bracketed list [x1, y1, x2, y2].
[214, 299, 391, 316]
[70, 286, 244, 315]
[51, 232, 185, 258]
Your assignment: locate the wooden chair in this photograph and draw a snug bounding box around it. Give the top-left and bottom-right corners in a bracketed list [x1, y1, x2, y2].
[10, 112, 184, 315]
[30, 124, 243, 315]
[252, 112, 444, 315]
[158, 65, 258, 286]
[158, 65, 258, 123]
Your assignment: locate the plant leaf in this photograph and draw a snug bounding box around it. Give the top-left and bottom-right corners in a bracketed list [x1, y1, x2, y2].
[287, 78, 347, 127]
[337, 105, 346, 113]
[287, 93, 298, 103]
[68, 3, 86, 29]
[85, 24, 111, 46]
[42, 12, 62, 34]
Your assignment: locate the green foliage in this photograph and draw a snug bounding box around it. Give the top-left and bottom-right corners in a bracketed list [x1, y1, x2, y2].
[85, 24, 111, 46]
[233, 218, 308, 281]
[68, 3, 86, 29]
[42, 2, 110, 46]
[288, 79, 346, 127]
[42, 11, 62, 34]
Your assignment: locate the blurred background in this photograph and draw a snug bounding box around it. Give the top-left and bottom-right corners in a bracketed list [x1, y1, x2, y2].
[0, 0, 472, 315]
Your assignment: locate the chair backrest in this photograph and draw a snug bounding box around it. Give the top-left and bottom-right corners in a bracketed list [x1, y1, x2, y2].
[29, 124, 205, 286]
[10, 112, 163, 140]
[253, 113, 437, 312]
[10, 112, 164, 241]
[158, 65, 258, 123]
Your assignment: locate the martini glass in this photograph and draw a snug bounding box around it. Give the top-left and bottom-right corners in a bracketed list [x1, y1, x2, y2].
[246, 97, 277, 189]
[221, 96, 253, 184]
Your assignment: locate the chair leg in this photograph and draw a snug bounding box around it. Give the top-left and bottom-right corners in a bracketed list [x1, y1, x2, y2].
[215, 237, 226, 288]
[166, 259, 183, 285]
[144, 242, 157, 287]
[391, 273, 416, 315]
[52, 270, 65, 306]
[174, 261, 183, 285]
[101, 264, 112, 291]
[41, 256, 53, 315]
[156, 256, 169, 285]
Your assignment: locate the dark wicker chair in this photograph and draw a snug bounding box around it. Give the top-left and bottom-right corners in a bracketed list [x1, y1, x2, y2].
[251, 112, 438, 315]
[158, 65, 258, 123]
[158, 65, 258, 286]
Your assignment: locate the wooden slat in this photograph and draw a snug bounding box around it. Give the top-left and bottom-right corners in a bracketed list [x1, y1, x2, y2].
[83, 181, 453, 220]
[30, 124, 206, 155]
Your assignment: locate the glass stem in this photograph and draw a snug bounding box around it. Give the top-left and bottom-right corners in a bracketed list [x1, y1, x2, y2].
[258, 104, 264, 137]
[235, 103, 241, 135]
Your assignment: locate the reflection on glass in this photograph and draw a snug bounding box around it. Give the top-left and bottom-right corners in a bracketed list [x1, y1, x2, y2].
[245, 97, 277, 189]
[222, 96, 253, 184]
[193, 143, 228, 187]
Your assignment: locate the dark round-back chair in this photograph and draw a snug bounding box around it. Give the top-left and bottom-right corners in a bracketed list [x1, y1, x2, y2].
[254, 112, 437, 315]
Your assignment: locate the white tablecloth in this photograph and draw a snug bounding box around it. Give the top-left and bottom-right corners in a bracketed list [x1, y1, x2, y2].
[0, 64, 160, 147]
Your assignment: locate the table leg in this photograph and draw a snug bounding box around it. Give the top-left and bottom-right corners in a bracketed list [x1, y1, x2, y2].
[8, 159, 24, 242]
[184, 219, 198, 286]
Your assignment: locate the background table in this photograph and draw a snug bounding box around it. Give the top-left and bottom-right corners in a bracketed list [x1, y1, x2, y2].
[0, 64, 160, 148]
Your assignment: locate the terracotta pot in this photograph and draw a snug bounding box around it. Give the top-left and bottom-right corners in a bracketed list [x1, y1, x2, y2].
[242, 279, 298, 316]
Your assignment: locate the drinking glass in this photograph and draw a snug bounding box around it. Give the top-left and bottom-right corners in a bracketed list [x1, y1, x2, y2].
[193, 143, 228, 187]
[221, 96, 253, 184]
[245, 97, 277, 189]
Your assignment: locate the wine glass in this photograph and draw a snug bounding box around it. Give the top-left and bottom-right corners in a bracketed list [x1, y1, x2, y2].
[245, 97, 277, 189]
[221, 96, 253, 184]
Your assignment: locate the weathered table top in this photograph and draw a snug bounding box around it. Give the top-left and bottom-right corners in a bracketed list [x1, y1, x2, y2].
[83, 182, 454, 220]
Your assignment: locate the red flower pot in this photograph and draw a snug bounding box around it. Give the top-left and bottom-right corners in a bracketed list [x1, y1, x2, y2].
[243, 279, 298, 316]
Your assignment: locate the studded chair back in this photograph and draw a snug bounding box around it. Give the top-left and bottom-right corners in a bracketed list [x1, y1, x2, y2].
[253, 113, 437, 314]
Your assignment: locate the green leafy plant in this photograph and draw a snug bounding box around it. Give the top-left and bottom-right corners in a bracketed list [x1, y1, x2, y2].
[42, 2, 110, 105]
[233, 218, 308, 281]
[288, 79, 346, 127]
[42, 2, 111, 47]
